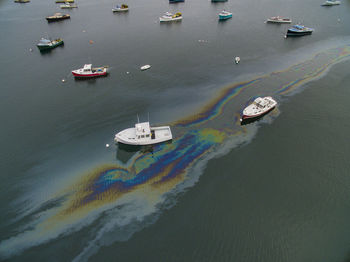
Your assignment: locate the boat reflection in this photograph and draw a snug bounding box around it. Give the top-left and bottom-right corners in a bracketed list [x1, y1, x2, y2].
[116, 140, 172, 163]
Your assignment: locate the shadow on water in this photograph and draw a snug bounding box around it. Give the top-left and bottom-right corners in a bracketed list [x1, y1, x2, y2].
[116, 141, 173, 163]
[218, 18, 231, 24]
[240, 109, 276, 126]
[159, 20, 182, 27]
[39, 44, 64, 55]
[73, 75, 108, 83]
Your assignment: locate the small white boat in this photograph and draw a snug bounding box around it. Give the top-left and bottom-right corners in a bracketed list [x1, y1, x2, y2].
[240, 96, 277, 121]
[235, 57, 240, 64]
[112, 4, 129, 12]
[60, 3, 77, 8]
[159, 12, 182, 22]
[115, 121, 172, 145]
[140, 65, 151, 71]
[266, 16, 292, 23]
[321, 0, 340, 5]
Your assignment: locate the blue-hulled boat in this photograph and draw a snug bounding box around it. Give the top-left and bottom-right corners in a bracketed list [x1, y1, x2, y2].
[218, 10, 232, 20]
[286, 25, 313, 37]
[212, 0, 228, 2]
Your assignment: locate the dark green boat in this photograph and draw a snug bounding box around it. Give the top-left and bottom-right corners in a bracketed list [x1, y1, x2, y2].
[36, 38, 64, 51]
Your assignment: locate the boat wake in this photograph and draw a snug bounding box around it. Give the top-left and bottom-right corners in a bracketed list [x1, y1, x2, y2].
[1, 44, 350, 261]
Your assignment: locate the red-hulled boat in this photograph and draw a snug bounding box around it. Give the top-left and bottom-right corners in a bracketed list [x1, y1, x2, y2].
[72, 64, 108, 78]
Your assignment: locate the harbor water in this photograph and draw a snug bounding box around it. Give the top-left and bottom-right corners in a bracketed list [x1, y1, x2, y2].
[1, 0, 350, 261]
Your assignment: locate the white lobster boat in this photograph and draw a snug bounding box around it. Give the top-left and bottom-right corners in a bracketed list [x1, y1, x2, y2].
[60, 3, 77, 8]
[112, 4, 129, 12]
[240, 96, 277, 121]
[115, 121, 172, 145]
[321, 0, 340, 5]
[159, 12, 182, 22]
[266, 16, 292, 23]
[72, 64, 108, 78]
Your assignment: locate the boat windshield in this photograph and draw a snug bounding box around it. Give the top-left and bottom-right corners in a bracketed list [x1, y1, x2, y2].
[39, 38, 51, 44]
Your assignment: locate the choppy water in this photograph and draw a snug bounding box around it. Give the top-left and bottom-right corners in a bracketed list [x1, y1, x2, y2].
[1, 0, 350, 261]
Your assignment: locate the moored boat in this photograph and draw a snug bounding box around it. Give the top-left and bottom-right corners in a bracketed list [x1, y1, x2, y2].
[169, 0, 184, 3]
[112, 4, 129, 12]
[60, 3, 77, 8]
[286, 25, 313, 37]
[218, 10, 232, 20]
[115, 121, 172, 145]
[240, 96, 277, 122]
[266, 16, 291, 23]
[140, 65, 151, 71]
[46, 13, 70, 22]
[36, 38, 64, 51]
[14, 0, 30, 3]
[321, 0, 340, 5]
[72, 64, 108, 78]
[159, 12, 182, 22]
[55, 0, 74, 3]
[212, 0, 228, 2]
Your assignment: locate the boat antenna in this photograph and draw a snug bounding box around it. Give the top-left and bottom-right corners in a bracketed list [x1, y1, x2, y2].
[148, 112, 150, 123]
[137, 114, 140, 123]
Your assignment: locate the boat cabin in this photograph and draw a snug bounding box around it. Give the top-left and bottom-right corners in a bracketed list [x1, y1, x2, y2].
[254, 97, 270, 108]
[135, 122, 152, 140]
[83, 64, 92, 72]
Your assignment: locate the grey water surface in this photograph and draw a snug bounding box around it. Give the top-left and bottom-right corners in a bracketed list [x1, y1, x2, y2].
[1, 0, 350, 260]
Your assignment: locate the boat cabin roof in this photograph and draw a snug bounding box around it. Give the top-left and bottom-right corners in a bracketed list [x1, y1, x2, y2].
[39, 38, 51, 43]
[293, 25, 305, 30]
[254, 97, 270, 107]
[83, 64, 92, 70]
[135, 122, 151, 136]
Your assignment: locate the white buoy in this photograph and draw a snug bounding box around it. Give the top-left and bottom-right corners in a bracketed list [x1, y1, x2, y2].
[106, 144, 110, 148]
[62, 79, 66, 82]
[126, 71, 130, 74]
[29, 48, 33, 52]
[235, 57, 240, 64]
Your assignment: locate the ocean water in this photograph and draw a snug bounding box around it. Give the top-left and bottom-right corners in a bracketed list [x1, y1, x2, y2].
[1, 0, 350, 260]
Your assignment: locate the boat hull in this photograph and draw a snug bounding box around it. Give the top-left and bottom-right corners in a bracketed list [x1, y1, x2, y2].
[159, 17, 182, 22]
[72, 72, 107, 78]
[112, 8, 129, 12]
[286, 30, 313, 37]
[115, 136, 172, 146]
[37, 40, 64, 51]
[219, 15, 232, 20]
[55, 0, 74, 3]
[267, 19, 291, 23]
[169, 0, 184, 3]
[46, 16, 70, 22]
[241, 105, 276, 121]
[60, 4, 77, 8]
